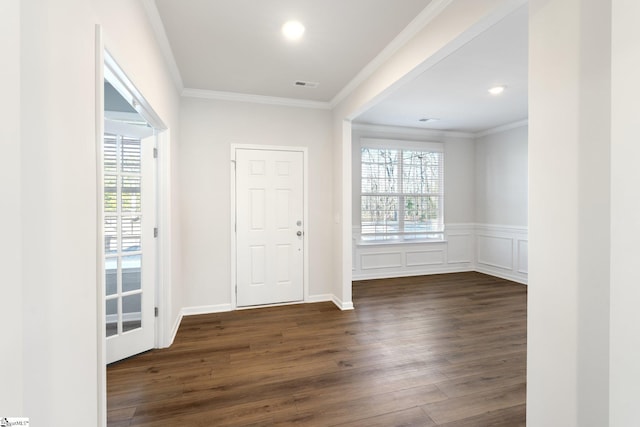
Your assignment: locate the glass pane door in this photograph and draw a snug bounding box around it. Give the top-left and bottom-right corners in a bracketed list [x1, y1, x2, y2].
[104, 134, 143, 338]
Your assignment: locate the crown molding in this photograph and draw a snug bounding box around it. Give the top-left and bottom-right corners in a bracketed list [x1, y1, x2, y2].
[475, 119, 528, 138]
[181, 88, 332, 110]
[141, 0, 184, 92]
[329, 0, 454, 109]
[351, 122, 475, 139]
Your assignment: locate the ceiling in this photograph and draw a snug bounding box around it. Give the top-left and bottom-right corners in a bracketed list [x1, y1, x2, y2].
[154, 0, 432, 102]
[354, 5, 528, 133]
[151, 1, 528, 133]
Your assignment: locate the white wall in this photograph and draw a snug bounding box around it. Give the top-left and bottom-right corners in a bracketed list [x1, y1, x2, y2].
[445, 135, 476, 224]
[14, 1, 182, 425]
[610, 0, 640, 425]
[529, 1, 611, 426]
[179, 97, 334, 310]
[473, 125, 528, 284]
[0, 0, 23, 417]
[475, 124, 528, 226]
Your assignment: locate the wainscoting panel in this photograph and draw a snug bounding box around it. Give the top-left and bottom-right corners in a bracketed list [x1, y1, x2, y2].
[475, 224, 528, 284]
[361, 252, 403, 270]
[352, 224, 476, 280]
[446, 232, 474, 264]
[352, 224, 528, 284]
[406, 249, 445, 267]
[477, 235, 514, 271]
[518, 239, 529, 274]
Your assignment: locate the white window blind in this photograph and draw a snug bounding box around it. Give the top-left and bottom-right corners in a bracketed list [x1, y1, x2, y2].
[360, 138, 444, 240]
[104, 134, 142, 254]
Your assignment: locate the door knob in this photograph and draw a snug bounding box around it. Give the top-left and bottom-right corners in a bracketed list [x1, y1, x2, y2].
[297, 231, 303, 237]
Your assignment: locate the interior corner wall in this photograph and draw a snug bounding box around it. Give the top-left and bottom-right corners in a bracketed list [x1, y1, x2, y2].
[0, 0, 23, 416]
[18, 1, 182, 425]
[473, 125, 528, 284]
[179, 97, 334, 310]
[475, 125, 528, 227]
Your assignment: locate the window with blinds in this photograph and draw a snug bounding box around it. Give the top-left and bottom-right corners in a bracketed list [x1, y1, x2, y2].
[360, 139, 444, 241]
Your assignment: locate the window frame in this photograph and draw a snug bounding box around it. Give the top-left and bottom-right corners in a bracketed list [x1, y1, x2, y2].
[359, 138, 445, 243]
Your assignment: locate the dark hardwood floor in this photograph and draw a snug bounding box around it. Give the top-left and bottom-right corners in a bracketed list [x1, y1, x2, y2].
[107, 272, 527, 426]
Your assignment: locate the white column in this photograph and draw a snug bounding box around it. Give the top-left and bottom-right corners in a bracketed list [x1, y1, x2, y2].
[0, 0, 23, 416]
[529, 1, 612, 426]
[20, 0, 99, 424]
[610, 1, 640, 425]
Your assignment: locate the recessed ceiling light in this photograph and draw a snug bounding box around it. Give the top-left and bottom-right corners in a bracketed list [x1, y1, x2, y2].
[282, 20, 305, 41]
[488, 85, 506, 95]
[419, 117, 440, 123]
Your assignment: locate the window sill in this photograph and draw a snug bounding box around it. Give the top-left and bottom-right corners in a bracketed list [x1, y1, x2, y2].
[355, 237, 446, 247]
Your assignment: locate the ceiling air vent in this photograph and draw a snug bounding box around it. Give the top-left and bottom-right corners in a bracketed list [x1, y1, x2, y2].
[294, 80, 319, 88]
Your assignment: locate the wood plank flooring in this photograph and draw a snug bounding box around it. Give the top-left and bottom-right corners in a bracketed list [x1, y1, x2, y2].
[107, 272, 527, 426]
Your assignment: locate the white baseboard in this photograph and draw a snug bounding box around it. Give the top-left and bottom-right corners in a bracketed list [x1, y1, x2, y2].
[181, 304, 234, 317]
[169, 298, 342, 346]
[475, 265, 528, 285]
[167, 311, 183, 348]
[332, 295, 354, 310]
[353, 265, 473, 281]
[307, 294, 334, 303]
[166, 304, 233, 347]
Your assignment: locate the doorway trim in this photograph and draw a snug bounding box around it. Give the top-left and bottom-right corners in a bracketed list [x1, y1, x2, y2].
[96, 24, 172, 427]
[230, 144, 309, 310]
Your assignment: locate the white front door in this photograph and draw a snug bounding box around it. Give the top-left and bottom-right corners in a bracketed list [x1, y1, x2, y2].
[235, 148, 304, 307]
[104, 128, 156, 364]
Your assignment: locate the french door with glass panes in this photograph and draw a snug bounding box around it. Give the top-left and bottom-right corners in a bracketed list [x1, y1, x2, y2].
[104, 131, 156, 364]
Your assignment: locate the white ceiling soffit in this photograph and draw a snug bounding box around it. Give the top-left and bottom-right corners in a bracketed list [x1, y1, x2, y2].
[354, 4, 528, 133]
[147, 0, 438, 106]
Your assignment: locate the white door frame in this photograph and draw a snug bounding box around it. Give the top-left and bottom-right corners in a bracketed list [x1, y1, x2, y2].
[96, 25, 172, 426]
[103, 44, 170, 346]
[230, 144, 309, 310]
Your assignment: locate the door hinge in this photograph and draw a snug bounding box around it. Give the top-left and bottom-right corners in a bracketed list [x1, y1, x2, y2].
[154, 227, 158, 238]
[153, 147, 158, 159]
[154, 307, 159, 317]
